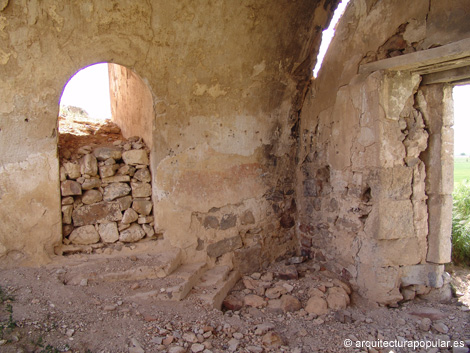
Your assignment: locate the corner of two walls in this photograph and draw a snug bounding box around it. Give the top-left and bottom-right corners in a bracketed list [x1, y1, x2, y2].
[295, 0, 465, 304]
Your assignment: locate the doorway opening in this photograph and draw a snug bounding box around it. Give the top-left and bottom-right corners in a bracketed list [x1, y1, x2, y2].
[451, 84, 470, 266]
[57, 63, 157, 255]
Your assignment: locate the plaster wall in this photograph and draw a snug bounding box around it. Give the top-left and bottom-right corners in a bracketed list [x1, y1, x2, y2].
[108, 64, 154, 149]
[0, 0, 337, 267]
[297, 0, 469, 304]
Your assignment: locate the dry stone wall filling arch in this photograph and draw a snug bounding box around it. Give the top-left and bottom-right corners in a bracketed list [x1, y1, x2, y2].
[56, 62, 158, 254]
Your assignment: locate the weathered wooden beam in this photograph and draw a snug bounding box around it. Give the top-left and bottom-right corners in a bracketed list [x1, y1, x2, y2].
[359, 37, 470, 75]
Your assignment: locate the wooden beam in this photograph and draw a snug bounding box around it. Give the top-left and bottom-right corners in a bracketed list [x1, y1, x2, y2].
[359, 37, 470, 75]
[421, 66, 470, 85]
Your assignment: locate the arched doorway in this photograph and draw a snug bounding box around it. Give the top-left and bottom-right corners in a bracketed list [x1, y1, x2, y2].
[57, 63, 156, 254]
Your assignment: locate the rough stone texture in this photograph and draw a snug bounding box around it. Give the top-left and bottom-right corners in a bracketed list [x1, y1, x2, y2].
[81, 189, 103, 205]
[80, 154, 98, 177]
[99, 164, 119, 178]
[69, 225, 100, 245]
[400, 264, 445, 288]
[81, 178, 101, 190]
[296, 0, 466, 305]
[72, 202, 122, 226]
[305, 296, 328, 316]
[122, 208, 139, 224]
[131, 182, 152, 198]
[119, 224, 145, 243]
[61, 205, 73, 224]
[207, 235, 242, 258]
[93, 147, 122, 161]
[103, 183, 131, 201]
[122, 150, 149, 166]
[134, 168, 151, 183]
[98, 222, 119, 243]
[63, 162, 81, 179]
[0, 0, 466, 307]
[61, 180, 82, 196]
[132, 200, 152, 216]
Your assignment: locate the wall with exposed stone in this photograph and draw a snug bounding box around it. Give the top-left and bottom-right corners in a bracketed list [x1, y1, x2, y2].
[0, 0, 338, 267]
[59, 137, 156, 254]
[297, 0, 469, 304]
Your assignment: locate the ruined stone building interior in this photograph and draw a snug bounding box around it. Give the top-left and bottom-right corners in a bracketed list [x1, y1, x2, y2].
[0, 0, 470, 351]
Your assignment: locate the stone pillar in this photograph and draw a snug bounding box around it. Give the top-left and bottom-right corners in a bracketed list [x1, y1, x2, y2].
[418, 84, 453, 264]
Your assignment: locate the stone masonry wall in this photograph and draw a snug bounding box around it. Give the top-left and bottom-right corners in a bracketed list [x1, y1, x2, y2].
[0, 0, 337, 267]
[297, 0, 469, 305]
[59, 136, 155, 253]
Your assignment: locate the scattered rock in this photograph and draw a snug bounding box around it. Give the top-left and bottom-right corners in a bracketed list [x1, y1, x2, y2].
[190, 343, 205, 353]
[305, 296, 329, 316]
[280, 294, 301, 312]
[94, 147, 122, 161]
[223, 295, 243, 311]
[244, 294, 266, 308]
[326, 286, 350, 310]
[419, 317, 432, 331]
[261, 331, 284, 349]
[432, 321, 449, 334]
[277, 265, 298, 280]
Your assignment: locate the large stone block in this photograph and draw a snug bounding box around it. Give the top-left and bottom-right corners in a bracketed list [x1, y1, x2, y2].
[368, 166, 413, 200]
[93, 147, 122, 161]
[81, 178, 101, 190]
[99, 164, 119, 178]
[122, 150, 149, 165]
[72, 202, 122, 226]
[400, 264, 444, 288]
[80, 154, 98, 176]
[119, 224, 145, 243]
[103, 182, 131, 201]
[63, 162, 81, 179]
[61, 180, 82, 196]
[132, 199, 153, 215]
[81, 189, 103, 205]
[426, 194, 452, 264]
[233, 245, 261, 274]
[134, 167, 151, 182]
[365, 200, 414, 240]
[69, 225, 100, 245]
[131, 182, 152, 198]
[98, 222, 119, 243]
[207, 235, 242, 258]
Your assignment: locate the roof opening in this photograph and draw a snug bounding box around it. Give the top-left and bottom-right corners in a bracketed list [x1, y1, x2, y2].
[313, 0, 350, 78]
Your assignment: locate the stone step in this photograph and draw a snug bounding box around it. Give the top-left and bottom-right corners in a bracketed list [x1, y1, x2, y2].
[64, 247, 182, 285]
[194, 265, 241, 310]
[157, 262, 208, 301]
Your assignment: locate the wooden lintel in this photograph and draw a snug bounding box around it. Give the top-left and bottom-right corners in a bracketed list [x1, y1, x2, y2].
[359, 37, 470, 75]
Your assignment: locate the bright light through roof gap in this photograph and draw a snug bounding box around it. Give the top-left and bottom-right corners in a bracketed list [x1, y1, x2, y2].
[313, 0, 350, 78]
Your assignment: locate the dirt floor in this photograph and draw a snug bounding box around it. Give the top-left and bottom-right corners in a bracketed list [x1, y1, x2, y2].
[1, 109, 468, 353]
[0, 256, 469, 353]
